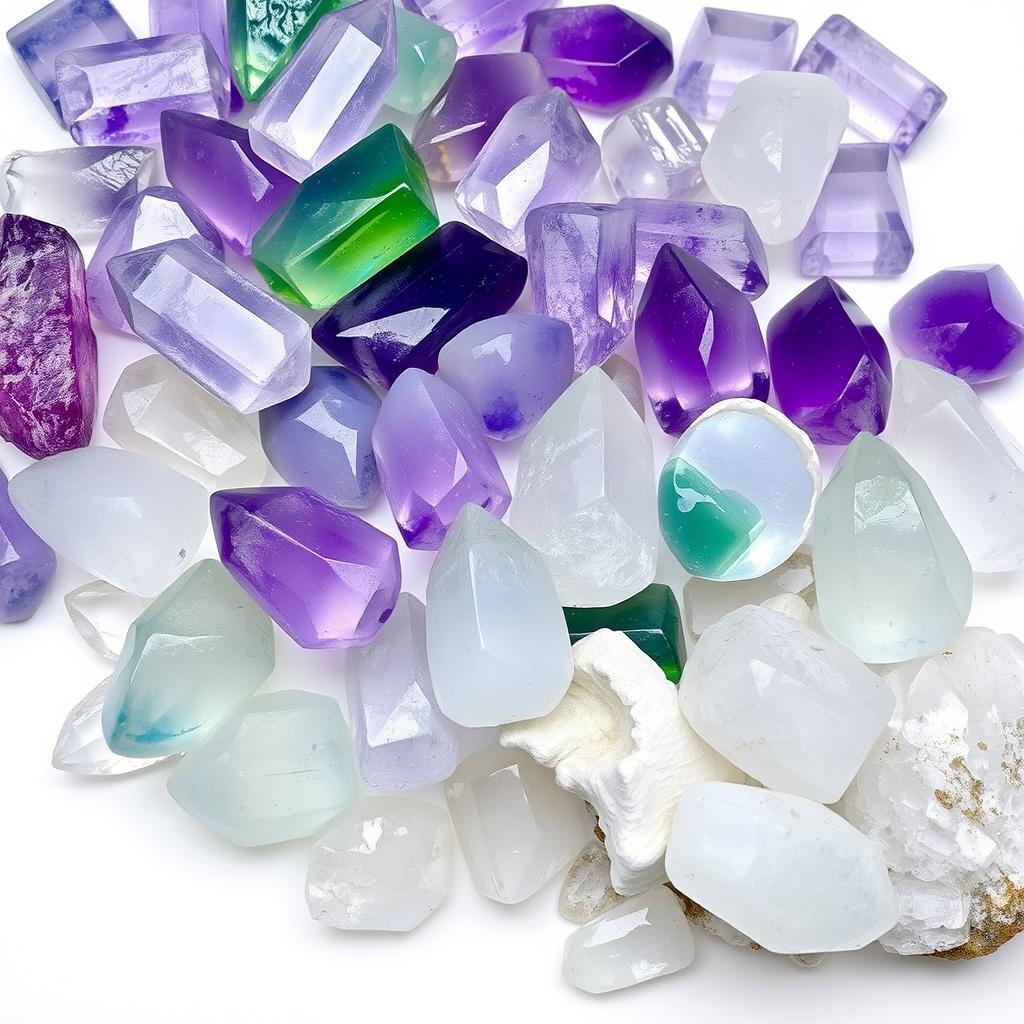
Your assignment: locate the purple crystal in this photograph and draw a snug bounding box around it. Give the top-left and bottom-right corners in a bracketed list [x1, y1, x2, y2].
[635, 243, 769, 435]
[0, 214, 97, 459]
[161, 111, 297, 256]
[402, 0, 554, 53]
[674, 8, 797, 121]
[211, 486, 401, 650]
[86, 185, 224, 332]
[313, 221, 527, 390]
[526, 203, 636, 373]
[371, 368, 511, 550]
[55, 32, 229, 146]
[0, 467, 57, 623]
[795, 14, 946, 155]
[889, 266, 1024, 384]
[522, 5, 673, 112]
[768, 278, 892, 445]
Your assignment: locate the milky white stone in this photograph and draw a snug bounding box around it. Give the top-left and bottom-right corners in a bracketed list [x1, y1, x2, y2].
[8, 447, 208, 597]
[559, 841, 625, 924]
[64, 581, 151, 661]
[306, 796, 453, 932]
[701, 71, 849, 244]
[562, 887, 696, 994]
[503, 630, 742, 894]
[509, 368, 658, 607]
[666, 782, 898, 954]
[680, 605, 895, 803]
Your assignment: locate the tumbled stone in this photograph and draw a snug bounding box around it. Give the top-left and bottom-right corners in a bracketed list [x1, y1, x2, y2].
[559, 841, 625, 925]
[388, 6, 456, 115]
[602, 355, 645, 421]
[0, 467, 55, 624]
[64, 580, 151, 661]
[404, 0, 552, 52]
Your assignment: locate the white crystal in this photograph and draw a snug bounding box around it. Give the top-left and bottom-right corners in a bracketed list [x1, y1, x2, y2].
[64, 581, 152, 661]
[602, 355, 645, 421]
[559, 841, 625, 924]
[881, 876, 971, 955]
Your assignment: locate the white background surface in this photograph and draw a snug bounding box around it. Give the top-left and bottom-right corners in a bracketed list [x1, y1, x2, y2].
[3, 0, 1024, 1020]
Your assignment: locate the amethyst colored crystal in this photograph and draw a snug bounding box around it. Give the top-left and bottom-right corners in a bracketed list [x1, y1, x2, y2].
[372, 368, 511, 550]
[211, 486, 401, 650]
[0, 467, 57, 623]
[522, 5, 673, 112]
[403, 0, 554, 53]
[768, 277, 892, 445]
[635, 243, 769, 435]
[313, 222, 527, 390]
[889, 266, 1024, 384]
[0, 214, 97, 460]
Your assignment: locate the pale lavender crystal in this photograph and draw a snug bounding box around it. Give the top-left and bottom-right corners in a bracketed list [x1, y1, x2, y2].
[402, 0, 554, 53]
[1, 467, 56, 624]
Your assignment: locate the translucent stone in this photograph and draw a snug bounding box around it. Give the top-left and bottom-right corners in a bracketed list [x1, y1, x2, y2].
[562, 888, 695, 994]
[813, 433, 972, 663]
[0, 466, 55, 623]
[602, 355, 645, 421]
[168, 690, 358, 847]
[426, 504, 573, 728]
[306, 796, 454, 931]
[8, 447, 208, 598]
[559, 841, 625, 925]
[64, 581, 151, 661]
[404, 0, 551, 53]
[882, 877, 970, 956]
[510, 369, 658, 607]
[388, 7, 457, 115]
[444, 744, 591, 904]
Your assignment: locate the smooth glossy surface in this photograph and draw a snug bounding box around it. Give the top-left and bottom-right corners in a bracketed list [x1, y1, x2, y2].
[388, 6, 456, 115]
[0, 467, 56, 624]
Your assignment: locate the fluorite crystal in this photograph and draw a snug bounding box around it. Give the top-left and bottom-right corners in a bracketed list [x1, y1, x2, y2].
[372, 369, 510, 550]
[522, 5, 673, 112]
[454, 88, 600, 253]
[674, 7, 798, 121]
[211, 486, 401, 649]
[8, 447, 208, 597]
[103, 355, 268, 490]
[426, 504, 573, 728]
[403, 0, 553, 53]
[767, 277, 892, 445]
[65, 580, 151, 660]
[0, 146, 154, 236]
[889, 265, 1024, 384]
[659, 400, 821, 582]
[108, 240, 311, 414]
[813, 433, 972, 663]
[306, 796, 454, 931]
[258, 365, 381, 509]
[526, 203, 636, 373]
[253, 124, 438, 308]
[55, 33, 229, 145]
[0, 467, 55, 624]
[559, 842, 624, 925]
[635, 244, 768, 436]
[602, 355, 645, 420]
[444, 744, 590, 903]
[168, 690, 358, 846]
[388, 6, 456, 115]
[313, 222, 527, 389]
[411, 52, 549, 184]
[102, 559, 275, 757]
[0, 214, 97, 459]
[796, 14, 946, 155]
[510, 369, 658, 607]
[701, 71, 849, 245]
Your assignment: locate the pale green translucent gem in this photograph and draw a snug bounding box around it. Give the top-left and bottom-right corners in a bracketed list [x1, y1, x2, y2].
[387, 6, 457, 115]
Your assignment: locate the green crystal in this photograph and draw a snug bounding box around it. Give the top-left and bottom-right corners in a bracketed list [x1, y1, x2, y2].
[387, 7, 457, 115]
[563, 584, 686, 683]
[252, 124, 438, 308]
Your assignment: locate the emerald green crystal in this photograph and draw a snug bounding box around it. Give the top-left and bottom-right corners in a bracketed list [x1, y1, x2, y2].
[252, 124, 438, 308]
[388, 7, 457, 115]
[563, 584, 686, 683]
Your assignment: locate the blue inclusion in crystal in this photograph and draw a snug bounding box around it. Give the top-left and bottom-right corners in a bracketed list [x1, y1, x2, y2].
[481, 393, 526, 436]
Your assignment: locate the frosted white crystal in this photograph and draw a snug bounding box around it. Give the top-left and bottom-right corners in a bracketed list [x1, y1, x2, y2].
[602, 355, 645, 421]
[64, 581, 151, 661]
[881, 876, 971, 955]
[559, 841, 625, 924]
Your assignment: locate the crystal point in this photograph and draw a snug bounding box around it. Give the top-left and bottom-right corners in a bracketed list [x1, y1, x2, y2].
[65, 580, 151, 661]
[0, 467, 55, 624]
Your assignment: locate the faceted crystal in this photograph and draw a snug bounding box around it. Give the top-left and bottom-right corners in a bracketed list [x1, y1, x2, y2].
[56, 33, 229, 146]
[0, 467, 55, 624]
[248, 1, 398, 182]
[426, 504, 573, 728]
[767, 277, 892, 445]
[522, 5, 674, 112]
[388, 7, 456, 115]
[253, 124, 438, 308]
[813, 433, 972, 663]
[559, 841, 625, 925]
[0, 214, 97, 459]
[313, 221, 527, 389]
[372, 369, 510, 550]
[701, 71, 849, 245]
[211, 486, 401, 650]
[306, 796, 454, 931]
[103, 355, 268, 489]
[64, 580, 151, 660]
[635, 244, 768, 436]
[510, 369, 658, 607]
[437, 314, 575, 441]
[795, 14, 946, 155]
[526, 203, 636, 373]
[258, 365, 381, 510]
[108, 240, 311, 414]
[403, 0, 553, 53]
[602, 355, 645, 421]
[0, 146, 155, 237]
[454, 88, 600, 253]
[8, 447, 208, 597]
[168, 690, 358, 846]
[444, 744, 590, 903]
[102, 559, 275, 757]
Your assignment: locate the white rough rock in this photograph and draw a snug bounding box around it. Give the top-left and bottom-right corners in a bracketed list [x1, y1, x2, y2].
[559, 841, 625, 924]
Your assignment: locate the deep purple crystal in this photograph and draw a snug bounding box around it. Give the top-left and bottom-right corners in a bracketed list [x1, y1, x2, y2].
[0, 467, 57, 623]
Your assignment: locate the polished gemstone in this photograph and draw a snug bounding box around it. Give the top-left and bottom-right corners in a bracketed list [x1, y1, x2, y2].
[388, 6, 456, 115]
[403, 0, 553, 53]
[560, 842, 624, 925]
[0, 467, 55, 624]
[602, 354, 645, 420]
[64, 580, 151, 660]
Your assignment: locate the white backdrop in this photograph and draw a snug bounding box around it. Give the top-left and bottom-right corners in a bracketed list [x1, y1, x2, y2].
[2, 1, 1023, 1021]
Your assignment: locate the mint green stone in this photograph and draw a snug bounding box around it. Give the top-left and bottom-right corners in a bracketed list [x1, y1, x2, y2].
[388, 6, 457, 115]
